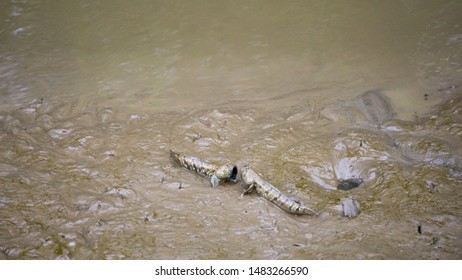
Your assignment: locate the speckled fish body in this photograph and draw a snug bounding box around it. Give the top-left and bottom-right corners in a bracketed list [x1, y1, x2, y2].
[170, 150, 238, 188]
[170, 150, 217, 178]
[241, 167, 318, 216]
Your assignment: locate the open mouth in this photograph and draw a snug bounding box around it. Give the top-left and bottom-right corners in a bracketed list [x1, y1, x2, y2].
[230, 166, 238, 182]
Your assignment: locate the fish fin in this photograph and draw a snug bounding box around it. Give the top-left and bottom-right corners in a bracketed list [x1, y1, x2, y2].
[305, 207, 320, 216]
[169, 150, 180, 165]
[240, 183, 255, 199]
[211, 174, 219, 188]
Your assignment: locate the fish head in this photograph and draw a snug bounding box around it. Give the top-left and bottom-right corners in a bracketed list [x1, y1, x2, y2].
[240, 166, 256, 185]
[215, 164, 238, 182]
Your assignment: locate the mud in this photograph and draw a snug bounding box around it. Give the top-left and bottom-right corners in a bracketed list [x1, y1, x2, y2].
[1, 0, 461, 259]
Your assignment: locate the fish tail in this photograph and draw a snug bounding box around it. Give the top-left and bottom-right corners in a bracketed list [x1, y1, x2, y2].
[286, 200, 319, 216]
[242, 167, 317, 216]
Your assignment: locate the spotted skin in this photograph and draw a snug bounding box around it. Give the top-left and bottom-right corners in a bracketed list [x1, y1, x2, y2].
[170, 150, 238, 188]
[241, 167, 318, 216]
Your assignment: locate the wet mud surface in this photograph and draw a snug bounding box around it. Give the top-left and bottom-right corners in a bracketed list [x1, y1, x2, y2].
[1, 89, 461, 259]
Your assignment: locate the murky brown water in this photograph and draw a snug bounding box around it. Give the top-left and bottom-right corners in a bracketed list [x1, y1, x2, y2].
[1, 0, 462, 259]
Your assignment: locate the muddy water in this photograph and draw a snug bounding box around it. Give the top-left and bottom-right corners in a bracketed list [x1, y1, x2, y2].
[1, 0, 462, 259]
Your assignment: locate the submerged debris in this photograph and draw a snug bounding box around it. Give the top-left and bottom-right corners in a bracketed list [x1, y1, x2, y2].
[337, 178, 363, 191]
[320, 89, 396, 127]
[358, 90, 396, 125]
